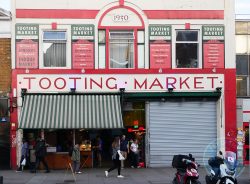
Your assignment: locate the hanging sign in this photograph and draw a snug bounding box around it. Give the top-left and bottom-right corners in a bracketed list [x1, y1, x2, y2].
[149, 25, 171, 69]
[202, 25, 224, 68]
[71, 24, 94, 69]
[15, 24, 39, 68]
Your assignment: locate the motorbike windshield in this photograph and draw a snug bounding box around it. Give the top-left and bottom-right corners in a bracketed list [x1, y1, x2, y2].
[224, 151, 237, 171]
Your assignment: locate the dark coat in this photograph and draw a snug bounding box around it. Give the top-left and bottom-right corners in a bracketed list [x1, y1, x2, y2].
[35, 140, 47, 157]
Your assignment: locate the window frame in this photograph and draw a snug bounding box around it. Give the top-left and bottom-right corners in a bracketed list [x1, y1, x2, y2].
[98, 28, 144, 70]
[39, 25, 71, 69]
[108, 30, 136, 69]
[172, 26, 202, 69]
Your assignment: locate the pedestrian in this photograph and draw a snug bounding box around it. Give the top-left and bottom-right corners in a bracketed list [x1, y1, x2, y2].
[71, 143, 82, 174]
[105, 136, 124, 178]
[130, 139, 140, 168]
[93, 135, 102, 167]
[34, 137, 50, 173]
[16, 138, 29, 172]
[120, 135, 128, 168]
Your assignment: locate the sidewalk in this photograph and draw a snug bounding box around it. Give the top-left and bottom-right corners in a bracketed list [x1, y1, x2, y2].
[0, 167, 249, 184]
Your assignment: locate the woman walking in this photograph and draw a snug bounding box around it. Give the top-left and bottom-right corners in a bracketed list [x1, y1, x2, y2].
[105, 136, 124, 178]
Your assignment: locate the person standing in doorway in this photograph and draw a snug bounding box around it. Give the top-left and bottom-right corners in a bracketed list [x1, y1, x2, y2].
[120, 135, 128, 168]
[16, 138, 29, 172]
[34, 137, 50, 173]
[105, 136, 124, 178]
[93, 135, 103, 167]
[71, 143, 82, 174]
[130, 139, 140, 168]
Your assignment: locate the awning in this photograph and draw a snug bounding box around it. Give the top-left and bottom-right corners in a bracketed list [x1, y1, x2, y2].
[19, 94, 124, 129]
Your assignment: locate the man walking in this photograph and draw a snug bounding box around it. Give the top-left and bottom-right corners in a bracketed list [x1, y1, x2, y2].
[34, 137, 50, 173]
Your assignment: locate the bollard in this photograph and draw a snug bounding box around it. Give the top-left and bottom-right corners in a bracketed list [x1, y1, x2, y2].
[0, 176, 3, 184]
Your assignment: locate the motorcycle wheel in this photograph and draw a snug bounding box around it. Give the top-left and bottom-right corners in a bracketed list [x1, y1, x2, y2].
[185, 179, 201, 184]
[205, 175, 212, 184]
[172, 177, 178, 184]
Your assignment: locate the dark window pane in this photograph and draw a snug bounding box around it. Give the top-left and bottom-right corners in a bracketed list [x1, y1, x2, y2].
[176, 31, 198, 41]
[236, 55, 248, 75]
[236, 77, 247, 96]
[236, 22, 248, 34]
[176, 43, 198, 68]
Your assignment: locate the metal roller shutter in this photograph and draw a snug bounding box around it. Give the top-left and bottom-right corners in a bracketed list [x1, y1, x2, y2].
[149, 99, 217, 167]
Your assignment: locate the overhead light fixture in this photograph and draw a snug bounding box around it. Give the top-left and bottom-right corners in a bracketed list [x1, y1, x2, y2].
[168, 87, 173, 93]
[216, 87, 222, 92]
[70, 88, 76, 93]
[119, 88, 125, 93]
[21, 88, 27, 97]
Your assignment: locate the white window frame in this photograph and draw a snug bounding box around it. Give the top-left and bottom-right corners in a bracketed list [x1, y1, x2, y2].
[108, 30, 135, 69]
[39, 25, 71, 69]
[172, 26, 202, 69]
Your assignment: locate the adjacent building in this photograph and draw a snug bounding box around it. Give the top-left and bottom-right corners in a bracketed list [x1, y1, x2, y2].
[0, 7, 11, 169]
[10, 0, 236, 169]
[235, 19, 250, 166]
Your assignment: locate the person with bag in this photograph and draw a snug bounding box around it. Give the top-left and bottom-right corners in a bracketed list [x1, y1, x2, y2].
[71, 143, 82, 174]
[105, 136, 124, 178]
[34, 137, 50, 173]
[16, 138, 29, 172]
[120, 135, 128, 168]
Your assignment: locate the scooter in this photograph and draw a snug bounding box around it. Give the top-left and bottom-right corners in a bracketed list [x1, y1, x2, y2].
[205, 151, 238, 184]
[172, 154, 201, 184]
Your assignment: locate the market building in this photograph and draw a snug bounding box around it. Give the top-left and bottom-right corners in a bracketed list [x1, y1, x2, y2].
[10, 0, 236, 169]
[0, 7, 11, 169]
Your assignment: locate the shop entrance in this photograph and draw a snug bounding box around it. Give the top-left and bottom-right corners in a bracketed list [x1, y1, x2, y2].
[0, 123, 10, 169]
[21, 101, 146, 169]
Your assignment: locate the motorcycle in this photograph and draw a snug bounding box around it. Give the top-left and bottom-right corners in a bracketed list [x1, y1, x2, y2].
[205, 151, 238, 184]
[172, 154, 201, 184]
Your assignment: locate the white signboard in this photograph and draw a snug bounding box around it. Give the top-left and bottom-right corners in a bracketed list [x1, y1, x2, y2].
[17, 74, 224, 94]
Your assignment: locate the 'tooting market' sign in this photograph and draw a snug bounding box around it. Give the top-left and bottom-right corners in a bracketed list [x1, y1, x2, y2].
[71, 25, 95, 69]
[149, 25, 172, 69]
[15, 24, 39, 68]
[202, 25, 225, 69]
[17, 74, 224, 93]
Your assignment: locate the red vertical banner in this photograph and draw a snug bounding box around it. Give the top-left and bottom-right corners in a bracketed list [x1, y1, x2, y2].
[202, 25, 224, 68]
[149, 25, 172, 69]
[203, 41, 224, 68]
[150, 40, 171, 69]
[71, 24, 94, 69]
[15, 24, 39, 69]
[72, 40, 94, 69]
[16, 39, 38, 68]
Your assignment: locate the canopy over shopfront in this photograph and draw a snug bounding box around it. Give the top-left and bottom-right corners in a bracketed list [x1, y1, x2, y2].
[18, 94, 124, 129]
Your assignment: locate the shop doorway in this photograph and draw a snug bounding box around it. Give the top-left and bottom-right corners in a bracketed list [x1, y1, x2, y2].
[0, 123, 10, 169]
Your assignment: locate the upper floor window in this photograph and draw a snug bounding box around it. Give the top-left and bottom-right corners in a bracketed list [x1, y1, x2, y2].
[109, 31, 134, 68]
[176, 30, 199, 68]
[43, 31, 67, 67]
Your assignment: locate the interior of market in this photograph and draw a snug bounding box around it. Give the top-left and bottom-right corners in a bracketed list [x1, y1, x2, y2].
[21, 101, 146, 169]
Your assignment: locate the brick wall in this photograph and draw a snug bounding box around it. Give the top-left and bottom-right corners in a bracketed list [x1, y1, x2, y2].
[0, 38, 11, 95]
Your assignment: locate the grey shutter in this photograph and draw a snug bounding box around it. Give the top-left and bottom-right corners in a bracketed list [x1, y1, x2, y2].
[149, 100, 217, 167]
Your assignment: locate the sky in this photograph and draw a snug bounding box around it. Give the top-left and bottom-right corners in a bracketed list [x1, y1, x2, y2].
[0, 0, 250, 17]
